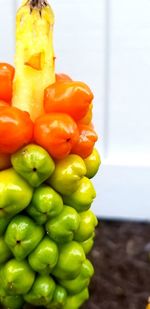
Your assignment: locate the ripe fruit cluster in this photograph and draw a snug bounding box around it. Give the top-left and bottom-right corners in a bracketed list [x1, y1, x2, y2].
[0, 65, 98, 160]
[0, 64, 100, 309]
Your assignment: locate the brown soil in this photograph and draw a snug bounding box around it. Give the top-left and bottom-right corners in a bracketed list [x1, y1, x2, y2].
[83, 220, 150, 309]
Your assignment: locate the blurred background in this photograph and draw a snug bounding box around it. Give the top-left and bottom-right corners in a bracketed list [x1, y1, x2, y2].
[0, 1, 150, 308]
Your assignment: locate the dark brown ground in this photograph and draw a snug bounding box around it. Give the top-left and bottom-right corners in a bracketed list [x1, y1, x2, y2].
[2, 220, 150, 309]
[82, 220, 150, 309]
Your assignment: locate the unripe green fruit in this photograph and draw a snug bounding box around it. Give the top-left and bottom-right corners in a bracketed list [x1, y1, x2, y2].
[5, 215, 44, 261]
[24, 275, 56, 306]
[46, 206, 80, 244]
[74, 210, 98, 242]
[49, 154, 87, 196]
[52, 241, 86, 280]
[0, 169, 33, 219]
[63, 288, 89, 309]
[28, 236, 58, 274]
[27, 185, 63, 225]
[84, 148, 101, 178]
[63, 177, 96, 212]
[59, 259, 94, 295]
[0, 135, 98, 309]
[11, 144, 55, 188]
[0, 259, 35, 295]
[47, 285, 67, 308]
[80, 234, 95, 255]
[0, 292, 24, 309]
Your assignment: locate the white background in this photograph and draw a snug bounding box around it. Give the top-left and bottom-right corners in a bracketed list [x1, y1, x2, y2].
[0, 0, 150, 220]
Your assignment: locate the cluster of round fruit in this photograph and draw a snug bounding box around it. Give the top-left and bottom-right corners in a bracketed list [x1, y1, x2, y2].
[0, 143, 100, 309]
[0, 65, 98, 160]
[0, 63, 100, 309]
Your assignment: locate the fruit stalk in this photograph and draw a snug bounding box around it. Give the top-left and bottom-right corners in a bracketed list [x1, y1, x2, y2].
[12, 0, 55, 120]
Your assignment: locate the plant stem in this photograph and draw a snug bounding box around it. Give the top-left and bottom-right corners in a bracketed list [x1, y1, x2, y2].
[12, 0, 55, 121]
